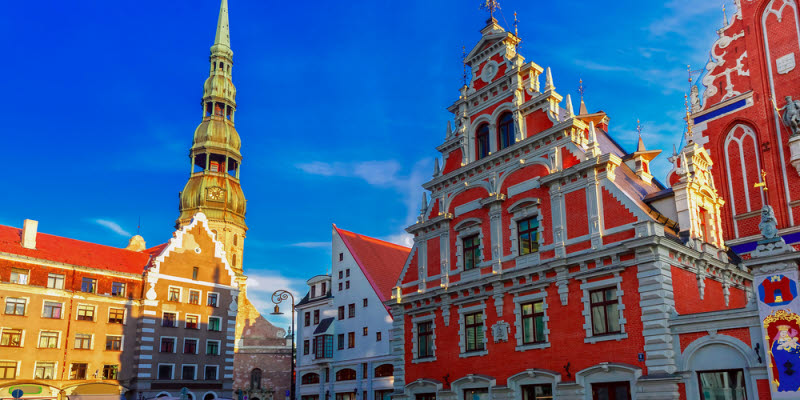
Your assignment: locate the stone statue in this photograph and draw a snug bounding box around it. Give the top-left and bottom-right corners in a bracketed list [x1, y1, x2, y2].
[759, 205, 780, 241]
[781, 96, 800, 137]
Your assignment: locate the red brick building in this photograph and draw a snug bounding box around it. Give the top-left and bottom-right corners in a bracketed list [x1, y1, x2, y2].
[386, 6, 776, 400]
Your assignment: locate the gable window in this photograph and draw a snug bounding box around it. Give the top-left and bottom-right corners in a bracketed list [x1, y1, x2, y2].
[47, 273, 65, 289]
[105, 335, 122, 351]
[339, 253, 344, 261]
[43, 301, 62, 318]
[463, 235, 481, 270]
[39, 331, 59, 348]
[188, 290, 200, 305]
[108, 308, 124, 324]
[168, 287, 181, 302]
[698, 207, 710, 240]
[102, 364, 119, 380]
[0, 329, 22, 347]
[418, 321, 434, 358]
[207, 293, 219, 307]
[338, 282, 343, 291]
[208, 316, 222, 331]
[311, 286, 317, 298]
[206, 340, 220, 355]
[74, 333, 92, 349]
[346, 269, 350, 277]
[321, 282, 327, 295]
[518, 217, 540, 255]
[35, 362, 56, 379]
[498, 112, 515, 149]
[160, 337, 176, 353]
[70, 363, 87, 380]
[186, 314, 199, 329]
[363, 327, 368, 336]
[10, 268, 29, 285]
[348, 303, 355, 318]
[111, 282, 126, 297]
[5, 298, 26, 315]
[162, 312, 178, 327]
[476, 124, 490, 159]
[0, 362, 16, 379]
[192, 267, 199, 280]
[363, 298, 368, 307]
[376, 331, 382, 341]
[590, 288, 621, 336]
[76, 305, 95, 321]
[184, 338, 198, 354]
[465, 312, 484, 352]
[346, 281, 350, 289]
[338, 271, 343, 279]
[521, 301, 545, 344]
[80, 277, 96, 293]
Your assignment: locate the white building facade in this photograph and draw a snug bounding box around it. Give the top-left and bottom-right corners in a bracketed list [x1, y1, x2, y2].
[295, 226, 410, 400]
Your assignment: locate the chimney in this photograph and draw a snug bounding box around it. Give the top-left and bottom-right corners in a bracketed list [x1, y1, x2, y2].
[21, 219, 38, 249]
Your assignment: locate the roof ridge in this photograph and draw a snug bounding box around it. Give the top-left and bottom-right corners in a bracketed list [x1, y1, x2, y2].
[334, 226, 411, 250]
[0, 224, 148, 254]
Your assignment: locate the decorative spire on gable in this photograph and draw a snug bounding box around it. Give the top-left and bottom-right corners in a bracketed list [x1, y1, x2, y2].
[578, 78, 588, 116]
[565, 94, 575, 118]
[625, 119, 661, 184]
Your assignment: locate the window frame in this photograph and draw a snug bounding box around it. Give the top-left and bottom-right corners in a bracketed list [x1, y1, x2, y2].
[10, 268, 29, 285]
[34, 361, 57, 380]
[5, 297, 26, 316]
[185, 314, 200, 329]
[102, 364, 119, 380]
[47, 273, 65, 289]
[42, 301, 63, 319]
[157, 364, 175, 380]
[162, 312, 178, 328]
[74, 333, 92, 350]
[476, 123, 490, 159]
[0, 329, 23, 348]
[348, 332, 355, 348]
[184, 338, 199, 354]
[69, 363, 88, 380]
[517, 216, 541, 255]
[208, 316, 222, 331]
[76, 304, 95, 321]
[38, 331, 60, 349]
[464, 312, 485, 353]
[80, 277, 97, 293]
[207, 292, 219, 307]
[580, 275, 628, 343]
[181, 364, 198, 380]
[417, 320, 434, 359]
[204, 365, 219, 380]
[348, 303, 355, 318]
[497, 112, 515, 150]
[160, 336, 177, 353]
[521, 301, 546, 345]
[105, 335, 123, 351]
[167, 286, 183, 302]
[111, 281, 126, 297]
[188, 290, 201, 305]
[589, 287, 621, 337]
[108, 308, 125, 324]
[206, 339, 221, 355]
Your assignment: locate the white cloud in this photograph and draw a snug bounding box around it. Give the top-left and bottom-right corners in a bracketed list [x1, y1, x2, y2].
[244, 270, 308, 330]
[288, 241, 330, 249]
[93, 219, 132, 237]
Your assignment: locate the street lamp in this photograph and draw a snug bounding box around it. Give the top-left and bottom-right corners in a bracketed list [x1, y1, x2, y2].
[271, 289, 295, 400]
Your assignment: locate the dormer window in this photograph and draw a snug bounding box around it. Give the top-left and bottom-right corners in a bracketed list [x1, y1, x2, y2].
[311, 285, 317, 298]
[498, 112, 515, 150]
[476, 124, 490, 160]
[698, 207, 709, 240]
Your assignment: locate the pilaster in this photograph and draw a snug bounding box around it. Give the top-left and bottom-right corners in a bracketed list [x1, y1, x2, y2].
[636, 246, 678, 375]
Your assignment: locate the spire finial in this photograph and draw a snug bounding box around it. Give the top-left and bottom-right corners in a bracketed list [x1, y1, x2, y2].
[462, 46, 468, 87]
[514, 11, 519, 37]
[545, 67, 554, 91]
[723, 4, 728, 26]
[685, 93, 694, 141]
[565, 94, 575, 118]
[636, 119, 647, 152]
[578, 78, 589, 115]
[214, 0, 230, 49]
[481, 0, 501, 21]
[586, 121, 601, 158]
[578, 79, 585, 101]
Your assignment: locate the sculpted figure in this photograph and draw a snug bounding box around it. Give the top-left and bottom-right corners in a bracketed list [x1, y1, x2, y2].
[781, 96, 800, 137]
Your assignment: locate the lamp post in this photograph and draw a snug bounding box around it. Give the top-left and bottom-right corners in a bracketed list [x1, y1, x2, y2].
[271, 290, 295, 400]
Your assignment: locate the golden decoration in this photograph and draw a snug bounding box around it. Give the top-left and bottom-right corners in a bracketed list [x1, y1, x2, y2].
[763, 309, 800, 328]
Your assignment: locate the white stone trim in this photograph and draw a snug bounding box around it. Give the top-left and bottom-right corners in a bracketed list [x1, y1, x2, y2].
[159, 336, 178, 353]
[206, 339, 222, 355]
[156, 363, 175, 380]
[579, 275, 628, 343]
[512, 291, 550, 351]
[410, 314, 437, 363]
[507, 178, 541, 199]
[574, 363, 641, 400]
[457, 303, 488, 357]
[507, 369, 560, 400]
[180, 363, 198, 380]
[454, 220, 485, 274]
[450, 374, 496, 400]
[454, 199, 482, 217]
[508, 202, 544, 260]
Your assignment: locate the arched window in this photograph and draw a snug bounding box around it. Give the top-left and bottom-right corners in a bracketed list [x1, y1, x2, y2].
[250, 368, 262, 389]
[476, 124, 490, 160]
[498, 112, 515, 150]
[203, 393, 216, 400]
[335, 368, 357, 381]
[301, 373, 320, 385]
[374, 364, 393, 377]
[232, 254, 237, 268]
[233, 234, 238, 246]
[723, 124, 763, 237]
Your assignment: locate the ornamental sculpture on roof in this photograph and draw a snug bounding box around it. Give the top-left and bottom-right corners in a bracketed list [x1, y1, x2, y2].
[781, 96, 800, 137]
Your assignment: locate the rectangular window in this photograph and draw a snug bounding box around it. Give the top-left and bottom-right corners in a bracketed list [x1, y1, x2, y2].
[375, 391, 392, 400]
[363, 327, 368, 336]
[590, 288, 620, 336]
[111, 281, 126, 297]
[464, 312, 484, 352]
[337, 334, 344, 350]
[70, 363, 87, 380]
[184, 339, 198, 354]
[311, 286, 317, 298]
[463, 388, 488, 400]
[102, 364, 119, 380]
[206, 340, 220, 355]
[163, 312, 177, 327]
[348, 303, 355, 318]
[47, 273, 65, 289]
[463, 235, 480, 270]
[0, 361, 16, 379]
[34, 362, 56, 380]
[339, 253, 344, 262]
[188, 290, 200, 305]
[204, 365, 218, 380]
[160, 337, 176, 353]
[81, 277, 96, 293]
[39, 331, 59, 348]
[168, 287, 181, 302]
[42, 301, 62, 319]
[192, 267, 199, 281]
[363, 298, 368, 307]
[209, 316, 222, 331]
[521, 384, 552, 400]
[346, 281, 350, 289]
[338, 306, 345, 320]
[158, 365, 173, 380]
[518, 217, 540, 255]
[591, 381, 630, 400]
[346, 269, 350, 277]
[697, 369, 746, 400]
[74, 333, 92, 349]
[521, 301, 545, 344]
[348, 332, 355, 348]
[314, 310, 320, 324]
[207, 293, 219, 307]
[0, 329, 22, 347]
[186, 315, 199, 329]
[182, 365, 196, 380]
[5, 298, 26, 315]
[415, 394, 436, 400]
[76, 304, 95, 321]
[376, 332, 382, 341]
[304, 312, 310, 327]
[105, 335, 122, 351]
[418, 321, 433, 358]
[338, 282, 343, 291]
[10, 268, 29, 284]
[303, 340, 310, 355]
[338, 270, 343, 279]
[108, 308, 124, 324]
[313, 335, 333, 359]
[321, 282, 327, 295]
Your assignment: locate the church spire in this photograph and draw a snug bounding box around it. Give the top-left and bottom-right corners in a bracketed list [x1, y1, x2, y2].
[212, 0, 232, 56]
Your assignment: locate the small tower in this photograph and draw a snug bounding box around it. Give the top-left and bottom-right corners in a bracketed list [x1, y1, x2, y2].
[177, 0, 247, 275]
[624, 121, 661, 184]
[672, 141, 726, 249]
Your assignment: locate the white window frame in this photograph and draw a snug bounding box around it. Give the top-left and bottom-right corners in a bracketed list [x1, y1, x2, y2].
[454, 218, 485, 275]
[512, 291, 551, 351]
[75, 303, 96, 322]
[162, 311, 180, 328]
[10, 268, 29, 285]
[33, 361, 58, 380]
[157, 363, 175, 380]
[580, 274, 628, 343]
[73, 332, 93, 350]
[411, 314, 437, 363]
[181, 364, 198, 380]
[206, 339, 221, 355]
[110, 281, 127, 297]
[508, 199, 544, 264]
[41, 300, 64, 319]
[208, 316, 222, 332]
[188, 289, 202, 305]
[105, 334, 124, 351]
[160, 336, 178, 353]
[5, 296, 28, 316]
[69, 362, 89, 380]
[457, 303, 488, 358]
[167, 286, 183, 302]
[183, 338, 200, 355]
[107, 307, 127, 324]
[185, 314, 201, 329]
[207, 292, 220, 307]
[204, 364, 219, 380]
[38, 330, 61, 349]
[46, 273, 65, 290]
[0, 327, 25, 348]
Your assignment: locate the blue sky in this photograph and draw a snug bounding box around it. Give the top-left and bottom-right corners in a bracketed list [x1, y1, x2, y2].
[0, 0, 727, 328]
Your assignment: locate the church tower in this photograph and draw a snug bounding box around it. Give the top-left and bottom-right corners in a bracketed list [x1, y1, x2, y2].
[178, 0, 246, 275]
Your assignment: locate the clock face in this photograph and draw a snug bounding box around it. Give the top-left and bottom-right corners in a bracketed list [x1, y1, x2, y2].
[207, 187, 225, 201]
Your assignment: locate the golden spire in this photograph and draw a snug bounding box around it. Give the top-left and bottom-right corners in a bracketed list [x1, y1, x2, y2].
[514, 11, 518, 37]
[481, 0, 500, 20]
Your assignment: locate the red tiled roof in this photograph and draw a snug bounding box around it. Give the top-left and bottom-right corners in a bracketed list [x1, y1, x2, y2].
[0, 224, 156, 275]
[334, 225, 411, 306]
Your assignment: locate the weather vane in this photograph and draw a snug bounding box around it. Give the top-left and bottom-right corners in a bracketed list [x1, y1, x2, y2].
[481, 0, 500, 20]
[636, 119, 643, 139]
[514, 11, 519, 37]
[684, 93, 694, 137]
[578, 78, 585, 101]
